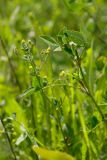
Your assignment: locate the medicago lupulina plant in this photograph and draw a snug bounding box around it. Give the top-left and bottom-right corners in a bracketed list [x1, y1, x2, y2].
[16, 27, 107, 160]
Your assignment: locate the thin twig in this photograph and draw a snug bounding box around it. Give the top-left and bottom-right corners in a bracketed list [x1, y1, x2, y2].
[0, 117, 17, 160]
[0, 35, 21, 91]
[75, 50, 104, 120]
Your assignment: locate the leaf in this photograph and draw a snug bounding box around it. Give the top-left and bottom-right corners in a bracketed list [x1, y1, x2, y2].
[15, 132, 27, 145]
[40, 36, 58, 47]
[58, 28, 88, 48]
[32, 146, 75, 160]
[81, 140, 87, 160]
[86, 48, 94, 94]
[16, 87, 38, 100]
[4, 98, 27, 126]
[88, 115, 99, 129]
[90, 140, 98, 157]
[65, 30, 87, 48]
[54, 46, 62, 52]
[64, 0, 85, 12]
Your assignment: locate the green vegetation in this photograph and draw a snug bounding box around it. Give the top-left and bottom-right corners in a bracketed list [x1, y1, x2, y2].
[0, 0, 107, 159]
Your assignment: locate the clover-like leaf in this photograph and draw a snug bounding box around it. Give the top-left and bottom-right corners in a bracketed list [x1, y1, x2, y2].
[40, 36, 58, 47]
[58, 27, 88, 48]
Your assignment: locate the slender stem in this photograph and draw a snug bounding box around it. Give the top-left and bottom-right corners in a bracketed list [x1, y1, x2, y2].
[31, 95, 36, 128]
[75, 50, 104, 120]
[0, 36, 22, 92]
[78, 101, 91, 157]
[0, 118, 17, 160]
[28, 51, 52, 144]
[56, 107, 69, 150]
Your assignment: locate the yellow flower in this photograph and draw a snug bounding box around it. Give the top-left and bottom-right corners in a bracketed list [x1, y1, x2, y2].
[46, 47, 51, 54]
[59, 70, 66, 78]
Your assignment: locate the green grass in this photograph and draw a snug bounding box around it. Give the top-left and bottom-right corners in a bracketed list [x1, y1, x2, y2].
[0, 0, 107, 160]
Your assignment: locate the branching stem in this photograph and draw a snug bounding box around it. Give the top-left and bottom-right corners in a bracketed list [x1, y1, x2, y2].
[75, 50, 104, 120]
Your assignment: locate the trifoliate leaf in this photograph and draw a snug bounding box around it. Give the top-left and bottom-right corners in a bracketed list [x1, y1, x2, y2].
[40, 36, 58, 47]
[58, 28, 88, 48]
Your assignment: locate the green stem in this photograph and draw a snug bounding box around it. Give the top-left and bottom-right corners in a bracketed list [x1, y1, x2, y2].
[30, 95, 36, 128]
[0, 36, 22, 92]
[56, 107, 69, 150]
[75, 50, 104, 120]
[78, 102, 90, 148]
[28, 51, 52, 144]
[0, 118, 17, 160]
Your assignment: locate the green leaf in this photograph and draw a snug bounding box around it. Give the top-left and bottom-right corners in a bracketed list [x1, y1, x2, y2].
[16, 132, 27, 145]
[81, 140, 87, 160]
[65, 30, 87, 48]
[4, 98, 27, 126]
[32, 146, 75, 160]
[88, 116, 99, 128]
[40, 35, 58, 47]
[16, 87, 38, 100]
[54, 46, 62, 52]
[64, 0, 85, 12]
[86, 48, 94, 94]
[58, 28, 88, 48]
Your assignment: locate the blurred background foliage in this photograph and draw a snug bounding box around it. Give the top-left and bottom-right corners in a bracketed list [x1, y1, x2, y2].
[0, 0, 107, 160]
